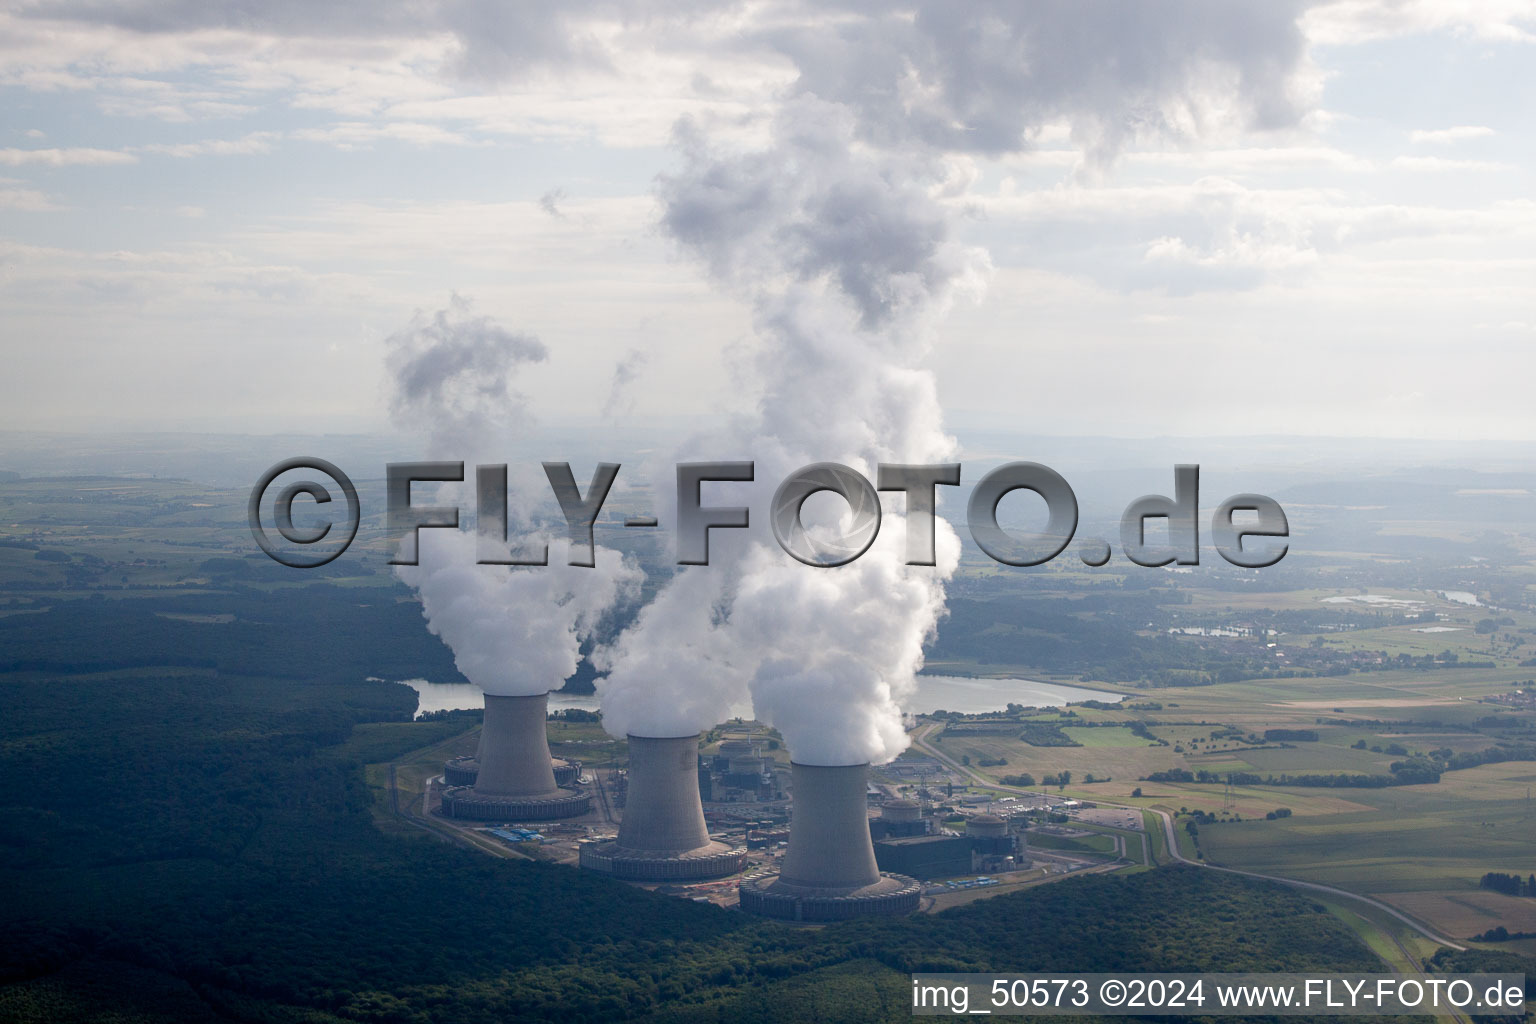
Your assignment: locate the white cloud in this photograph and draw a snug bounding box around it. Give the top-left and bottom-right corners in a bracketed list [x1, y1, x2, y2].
[1304, 0, 1536, 45]
[1410, 125, 1495, 144]
[291, 121, 475, 148]
[0, 184, 58, 210]
[0, 0, 1530, 443]
[0, 147, 136, 166]
[137, 131, 279, 158]
[1390, 155, 1511, 172]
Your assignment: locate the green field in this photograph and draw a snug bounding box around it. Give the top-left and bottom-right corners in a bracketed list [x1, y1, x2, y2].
[1197, 767, 1536, 897]
[1061, 726, 1153, 748]
[1026, 831, 1118, 856]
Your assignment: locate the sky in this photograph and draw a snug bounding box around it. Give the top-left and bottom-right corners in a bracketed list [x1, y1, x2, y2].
[1, 0, 1533, 441]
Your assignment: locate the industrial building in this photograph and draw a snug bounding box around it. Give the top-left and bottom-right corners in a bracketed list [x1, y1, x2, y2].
[872, 834, 973, 879]
[868, 797, 928, 839]
[969, 813, 1029, 870]
[438, 693, 591, 821]
[694, 736, 780, 802]
[739, 763, 921, 921]
[579, 734, 746, 881]
[871, 811, 1029, 879]
[713, 739, 755, 769]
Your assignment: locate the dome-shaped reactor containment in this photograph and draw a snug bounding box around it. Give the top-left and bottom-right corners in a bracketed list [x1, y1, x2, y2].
[967, 813, 1008, 837]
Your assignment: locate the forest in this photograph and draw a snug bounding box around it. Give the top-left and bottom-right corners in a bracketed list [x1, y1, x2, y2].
[0, 588, 1467, 1023]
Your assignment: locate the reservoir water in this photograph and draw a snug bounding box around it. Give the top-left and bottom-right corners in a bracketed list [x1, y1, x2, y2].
[400, 674, 1124, 719]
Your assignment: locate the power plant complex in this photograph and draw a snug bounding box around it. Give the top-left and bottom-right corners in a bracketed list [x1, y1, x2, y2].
[738, 763, 922, 921]
[438, 693, 591, 820]
[428, 696, 1040, 921]
[579, 734, 747, 880]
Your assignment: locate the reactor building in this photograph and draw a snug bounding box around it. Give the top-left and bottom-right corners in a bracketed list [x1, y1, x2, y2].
[438, 693, 591, 820]
[580, 734, 746, 880]
[739, 763, 921, 921]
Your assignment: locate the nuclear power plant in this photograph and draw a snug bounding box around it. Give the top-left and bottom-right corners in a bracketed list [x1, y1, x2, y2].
[439, 693, 591, 820]
[738, 763, 921, 921]
[580, 734, 747, 880]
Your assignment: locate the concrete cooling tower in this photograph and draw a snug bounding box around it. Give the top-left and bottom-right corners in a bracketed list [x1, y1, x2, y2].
[443, 724, 579, 788]
[580, 734, 746, 880]
[739, 763, 920, 921]
[439, 693, 591, 820]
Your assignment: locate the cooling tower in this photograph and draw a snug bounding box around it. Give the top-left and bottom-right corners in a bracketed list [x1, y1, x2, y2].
[443, 731, 578, 787]
[739, 763, 920, 921]
[580, 734, 745, 880]
[439, 693, 590, 820]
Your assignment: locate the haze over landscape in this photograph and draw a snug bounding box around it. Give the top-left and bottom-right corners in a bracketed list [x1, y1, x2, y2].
[2, 3, 1535, 1023]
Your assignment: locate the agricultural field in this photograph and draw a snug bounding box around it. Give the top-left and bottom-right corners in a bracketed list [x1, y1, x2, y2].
[924, 603, 1536, 943]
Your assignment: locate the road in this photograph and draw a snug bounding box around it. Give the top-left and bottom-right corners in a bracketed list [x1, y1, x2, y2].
[381, 729, 535, 861]
[1144, 804, 1465, 951]
[909, 722, 1465, 952]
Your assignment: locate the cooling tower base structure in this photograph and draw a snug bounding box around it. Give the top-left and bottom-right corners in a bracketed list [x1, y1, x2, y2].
[580, 734, 746, 881]
[439, 786, 591, 821]
[738, 763, 921, 921]
[443, 755, 579, 788]
[738, 872, 921, 921]
[438, 693, 590, 822]
[580, 841, 746, 881]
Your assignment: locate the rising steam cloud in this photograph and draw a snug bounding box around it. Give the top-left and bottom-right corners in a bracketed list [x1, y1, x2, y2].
[597, 102, 977, 761]
[388, 298, 640, 697]
[598, 4, 1313, 764]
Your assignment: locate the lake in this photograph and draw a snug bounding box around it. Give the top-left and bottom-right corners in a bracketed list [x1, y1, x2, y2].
[400, 674, 1124, 719]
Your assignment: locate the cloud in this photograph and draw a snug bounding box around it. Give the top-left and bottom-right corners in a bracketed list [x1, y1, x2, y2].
[1390, 155, 1511, 173]
[969, 174, 1536, 294]
[396, 527, 641, 697]
[601, 348, 648, 417]
[538, 187, 567, 219]
[137, 131, 279, 157]
[384, 297, 642, 696]
[1410, 125, 1495, 145]
[1303, 0, 1536, 45]
[0, 179, 58, 210]
[660, 100, 988, 329]
[599, 98, 980, 760]
[590, 2, 1320, 762]
[765, 0, 1316, 163]
[2, 2, 1318, 158]
[385, 295, 549, 453]
[291, 122, 474, 148]
[0, 147, 136, 166]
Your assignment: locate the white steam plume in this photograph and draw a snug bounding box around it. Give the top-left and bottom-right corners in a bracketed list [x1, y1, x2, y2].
[596, 101, 978, 760]
[387, 295, 547, 454]
[601, 348, 650, 419]
[598, 4, 1316, 763]
[387, 297, 641, 697]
